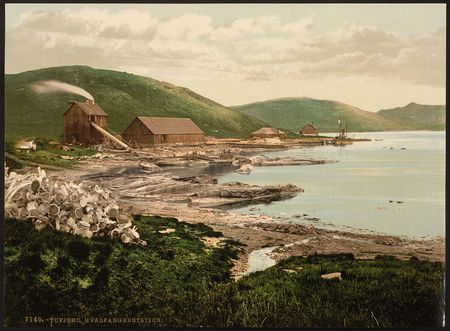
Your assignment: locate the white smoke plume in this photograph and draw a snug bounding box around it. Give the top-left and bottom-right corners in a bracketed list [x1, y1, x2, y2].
[29, 80, 94, 101]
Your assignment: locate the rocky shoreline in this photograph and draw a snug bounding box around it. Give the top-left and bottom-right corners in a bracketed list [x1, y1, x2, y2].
[127, 202, 444, 277]
[30, 139, 444, 277]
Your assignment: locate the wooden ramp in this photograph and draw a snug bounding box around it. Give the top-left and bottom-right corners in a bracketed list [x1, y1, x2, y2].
[90, 122, 131, 150]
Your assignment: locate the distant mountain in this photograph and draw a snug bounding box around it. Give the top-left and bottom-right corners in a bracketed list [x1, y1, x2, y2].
[378, 102, 445, 131]
[233, 97, 399, 133]
[5, 66, 269, 141]
[233, 97, 445, 133]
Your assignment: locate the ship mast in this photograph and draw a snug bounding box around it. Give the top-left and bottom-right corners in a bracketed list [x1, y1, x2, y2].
[337, 119, 341, 138]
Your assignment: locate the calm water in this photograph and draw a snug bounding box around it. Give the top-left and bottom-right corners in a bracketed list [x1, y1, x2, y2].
[219, 131, 445, 238]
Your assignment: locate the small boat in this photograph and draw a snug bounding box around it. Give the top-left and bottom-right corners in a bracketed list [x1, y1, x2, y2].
[333, 123, 353, 146]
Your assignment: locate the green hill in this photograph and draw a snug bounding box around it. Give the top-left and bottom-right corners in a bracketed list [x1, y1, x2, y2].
[5, 66, 269, 141]
[233, 97, 445, 133]
[378, 102, 446, 130]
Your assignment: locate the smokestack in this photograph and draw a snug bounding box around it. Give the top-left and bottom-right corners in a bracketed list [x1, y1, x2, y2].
[87, 99, 95, 105]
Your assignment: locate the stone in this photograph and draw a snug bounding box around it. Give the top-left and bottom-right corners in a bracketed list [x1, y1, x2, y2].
[320, 272, 342, 280]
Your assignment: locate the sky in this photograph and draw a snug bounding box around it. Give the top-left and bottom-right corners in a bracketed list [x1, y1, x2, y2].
[5, 3, 446, 111]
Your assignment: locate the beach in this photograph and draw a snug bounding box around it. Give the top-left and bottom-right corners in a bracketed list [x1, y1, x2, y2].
[36, 135, 444, 277]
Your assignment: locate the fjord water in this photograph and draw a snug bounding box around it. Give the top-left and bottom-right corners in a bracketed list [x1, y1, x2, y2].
[219, 131, 445, 238]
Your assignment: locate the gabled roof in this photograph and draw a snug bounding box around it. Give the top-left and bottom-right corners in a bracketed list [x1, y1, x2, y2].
[64, 101, 108, 116]
[302, 123, 318, 130]
[251, 127, 280, 135]
[134, 117, 204, 135]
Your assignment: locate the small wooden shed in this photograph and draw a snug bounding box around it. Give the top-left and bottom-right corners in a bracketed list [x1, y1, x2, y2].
[278, 130, 288, 140]
[251, 127, 287, 140]
[63, 100, 108, 144]
[300, 123, 319, 136]
[121, 117, 204, 146]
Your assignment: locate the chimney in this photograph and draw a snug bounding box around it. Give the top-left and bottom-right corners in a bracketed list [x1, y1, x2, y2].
[86, 99, 95, 105]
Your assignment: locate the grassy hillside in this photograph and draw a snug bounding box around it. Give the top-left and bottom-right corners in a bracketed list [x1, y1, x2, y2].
[5, 66, 268, 141]
[5, 217, 444, 327]
[233, 97, 444, 133]
[378, 102, 446, 130]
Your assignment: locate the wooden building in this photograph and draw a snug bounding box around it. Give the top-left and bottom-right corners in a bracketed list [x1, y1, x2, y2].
[299, 123, 319, 136]
[121, 117, 204, 146]
[278, 130, 288, 140]
[63, 100, 108, 144]
[250, 127, 287, 140]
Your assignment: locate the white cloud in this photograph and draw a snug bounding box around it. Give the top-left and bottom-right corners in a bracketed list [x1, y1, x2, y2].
[279, 24, 445, 86]
[280, 16, 313, 34]
[5, 7, 446, 108]
[158, 14, 213, 40]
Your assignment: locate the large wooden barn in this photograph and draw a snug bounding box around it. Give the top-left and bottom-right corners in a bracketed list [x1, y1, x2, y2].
[299, 123, 319, 136]
[121, 117, 204, 146]
[250, 127, 287, 140]
[63, 100, 108, 144]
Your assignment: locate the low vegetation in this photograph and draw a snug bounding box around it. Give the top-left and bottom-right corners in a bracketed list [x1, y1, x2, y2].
[4, 138, 97, 169]
[5, 216, 444, 328]
[225, 254, 444, 328]
[4, 216, 240, 328]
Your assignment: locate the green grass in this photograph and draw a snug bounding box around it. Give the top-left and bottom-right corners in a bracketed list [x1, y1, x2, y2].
[4, 217, 444, 328]
[4, 138, 97, 169]
[233, 97, 445, 133]
[224, 254, 444, 328]
[5, 65, 269, 140]
[8, 150, 74, 168]
[4, 216, 240, 327]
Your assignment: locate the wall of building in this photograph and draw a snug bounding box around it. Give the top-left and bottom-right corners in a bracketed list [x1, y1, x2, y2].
[121, 119, 154, 145]
[153, 133, 204, 144]
[300, 127, 319, 135]
[89, 115, 107, 128]
[63, 105, 107, 144]
[251, 133, 279, 139]
[122, 119, 204, 147]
